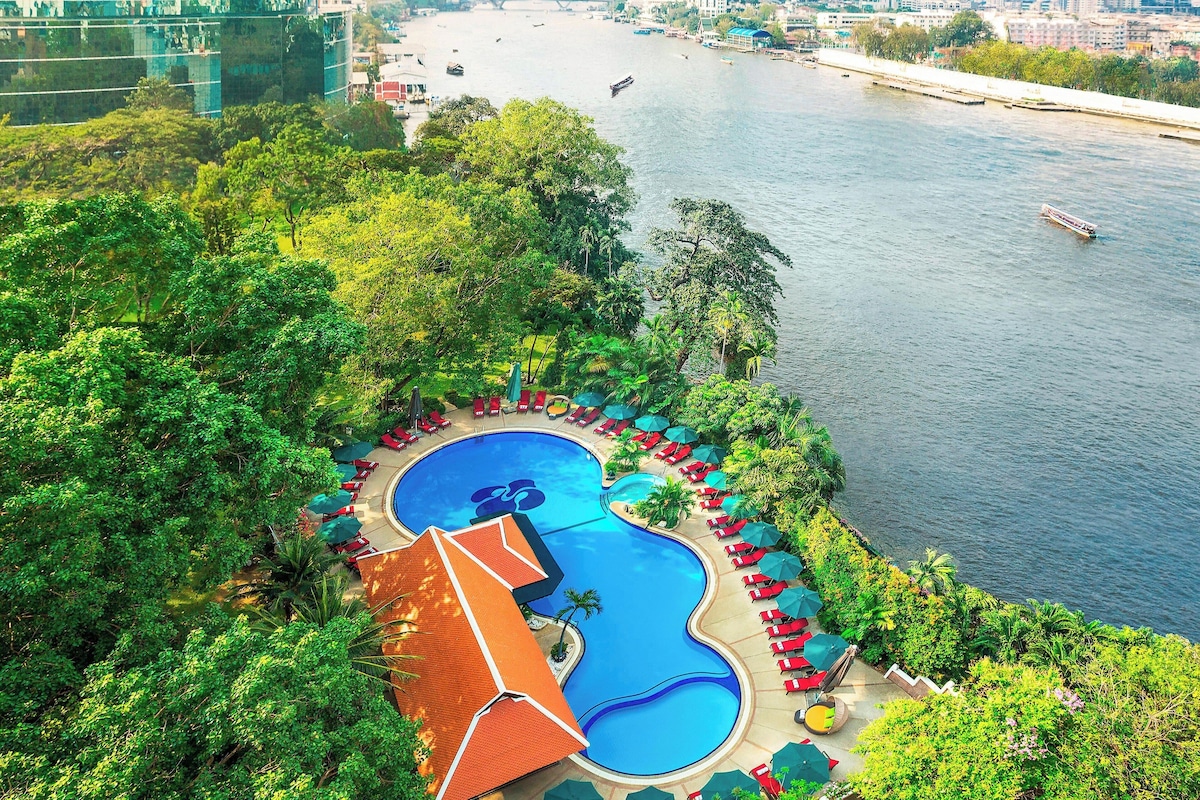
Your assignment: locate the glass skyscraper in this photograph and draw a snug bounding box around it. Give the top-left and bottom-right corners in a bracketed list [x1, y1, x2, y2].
[0, 0, 351, 125]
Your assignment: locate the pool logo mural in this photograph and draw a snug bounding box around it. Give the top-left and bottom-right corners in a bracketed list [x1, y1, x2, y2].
[471, 479, 546, 517]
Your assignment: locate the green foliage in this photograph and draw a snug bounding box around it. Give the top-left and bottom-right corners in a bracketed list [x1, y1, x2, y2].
[605, 430, 646, 476]
[325, 100, 407, 152]
[905, 548, 958, 595]
[561, 330, 684, 412]
[235, 527, 345, 620]
[929, 11, 994, 49]
[554, 587, 603, 660]
[124, 77, 195, 113]
[633, 477, 696, 528]
[415, 94, 499, 141]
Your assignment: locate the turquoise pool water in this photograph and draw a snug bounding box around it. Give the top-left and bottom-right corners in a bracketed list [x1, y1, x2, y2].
[392, 432, 741, 776]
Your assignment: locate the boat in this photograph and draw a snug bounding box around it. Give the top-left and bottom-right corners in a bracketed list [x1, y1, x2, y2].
[1041, 204, 1097, 238]
[801, 60, 817, 69]
[633, 28, 651, 35]
[610, 74, 634, 95]
[721, 57, 734, 65]
[446, 62, 463, 76]
[533, 22, 545, 27]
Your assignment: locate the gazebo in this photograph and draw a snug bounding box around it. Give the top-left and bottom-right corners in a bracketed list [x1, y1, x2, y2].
[726, 27, 773, 50]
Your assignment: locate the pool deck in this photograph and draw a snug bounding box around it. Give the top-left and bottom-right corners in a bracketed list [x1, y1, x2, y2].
[345, 405, 906, 795]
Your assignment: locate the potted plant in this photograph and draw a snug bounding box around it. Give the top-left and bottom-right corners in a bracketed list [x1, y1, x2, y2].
[632, 476, 696, 529]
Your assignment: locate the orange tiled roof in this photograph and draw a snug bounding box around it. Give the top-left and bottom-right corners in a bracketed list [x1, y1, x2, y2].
[359, 516, 585, 800]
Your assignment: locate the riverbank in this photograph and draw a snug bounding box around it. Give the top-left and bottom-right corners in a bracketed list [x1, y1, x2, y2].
[816, 48, 1200, 130]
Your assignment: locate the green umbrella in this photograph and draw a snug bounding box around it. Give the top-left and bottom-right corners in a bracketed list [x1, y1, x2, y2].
[699, 770, 759, 800]
[760, 551, 804, 582]
[506, 363, 522, 403]
[665, 425, 699, 444]
[804, 633, 850, 672]
[317, 516, 362, 544]
[741, 521, 782, 548]
[544, 779, 603, 800]
[721, 494, 759, 519]
[777, 586, 823, 620]
[572, 391, 606, 407]
[603, 403, 639, 420]
[692, 444, 728, 465]
[704, 470, 729, 490]
[627, 788, 674, 800]
[331, 440, 374, 462]
[634, 414, 670, 432]
[308, 490, 353, 515]
[334, 463, 359, 482]
[772, 741, 830, 788]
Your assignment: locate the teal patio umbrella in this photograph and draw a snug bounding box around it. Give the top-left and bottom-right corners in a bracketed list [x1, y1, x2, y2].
[721, 494, 759, 519]
[572, 391, 607, 407]
[603, 403, 639, 420]
[544, 780, 603, 800]
[331, 440, 374, 462]
[692, 444, 728, 465]
[627, 789, 673, 800]
[665, 425, 699, 444]
[741, 522, 782, 548]
[704, 470, 729, 490]
[506, 363, 523, 403]
[308, 490, 353, 515]
[634, 414, 670, 432]
[777, 586, 823, 620]
[804, 633, 850, 672]
[317, 516, 362, 544]
[699, 770, 759, 800]
[760, 551, 804, 582]
[772, 741, 830, 788]
[334, 463, 359, 482]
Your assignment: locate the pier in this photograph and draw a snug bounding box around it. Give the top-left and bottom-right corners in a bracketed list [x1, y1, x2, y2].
[1160, 129, 1200, 144]
[872, 80, 984, 106]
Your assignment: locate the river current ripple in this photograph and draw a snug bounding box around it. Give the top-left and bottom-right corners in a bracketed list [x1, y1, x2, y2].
[407, 6, 1200, 639]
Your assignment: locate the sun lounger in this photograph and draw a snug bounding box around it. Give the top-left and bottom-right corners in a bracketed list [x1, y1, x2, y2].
[577, 408, 602, 427]
[653, 442, 680, 460]
[761, 608, 792, 624]
[696, 486, 718, 498]
[533, 390, 547, 412]
[631, 430, 648, 442]
[429, 411, 452, 428]
[687, 793, 701, 800]
[743, 573, 774, 587]
[700, 493, 731, 510]
[380, 434, 407, 451]
[352, 459, 379, 471]
[784, 672, 827, 693]
[637, 432, 663, 451]
[321, 506, 355, 522]
[346, 546, 379, 572]
[607, 420, 632, 438]
[777, 657, 813, 673]
[392, 427, 419, 444]
[724, 541, 754, 556]
[564, 405, 585, 424]
[750, 763, 783, 800]
[417, 418, 439, 434]
[517, 390, 531, 412]
[707, 514, 731, 528]
[770, 633, 814, 655]
[473, 398, 485, 418]
[766, 619, 809, 638]
[353, 468, 371, 479]
[488, 396, 501, 416]
[664, 445, 692, 465]
[732, 548, 767, 568]
[686, 465, 718, 483]
[750, 582, 788, 601]
[341, 481, 364, 491]
[594, 418, 617, 435]
[331, 536, 370, 555]
[679, 460, 705, 474]
[714, 519, 746, 537]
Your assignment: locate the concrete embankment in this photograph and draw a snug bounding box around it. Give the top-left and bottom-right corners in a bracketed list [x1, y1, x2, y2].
[817, 49, 1200, 131]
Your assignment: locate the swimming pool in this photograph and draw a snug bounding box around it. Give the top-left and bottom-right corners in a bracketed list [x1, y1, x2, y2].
[392, 431, 741, 776]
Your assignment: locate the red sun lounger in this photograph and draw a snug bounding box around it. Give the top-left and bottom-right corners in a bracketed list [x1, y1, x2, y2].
[725, 541, 754, 556]
[637, 432, 663, 451]
[380, 434, 407, 451]
[766, 619, 810, 638]
[665, 445, 693, 465]
[517, 390, 531, 412]
[607, 420, 632, 438]
[761, 608, 792, 624]
[700, 493, 731, 510]
[631, 429, 649, 442]
[743, 573, 775, 588]
[429, 411, 452, 428]
[654, 442, 680, 460]
[473, 398, 485, 418]
[696, 486, 718, 498]
[732, 548, 768, 568]
[331, 536, 370, 555]
[777, 657, 814, 673]
[577, 408, 602, 428]
[352, 459, 379, 471]
[488, 396, 501, 416]
[564, 405, 585, 424]
[393, 427, 419, 444]
[797, 739, 839, 772]
[750, 764, 783, 800]
[770, 633, 814, 655]
[341, 481, 364, 491]
[321, 506, 355, 522]
[594, 418, 618, 435]
[714, 519, 747, 538]
[417, 418, 439, 434]
[750, 582, 788, 601]
[687, 465, 718, 483]
[346, 546, 379, 572]
[707, 514, 731, 527]
[532, 390, 547, 412]
[679, 460, 705, 475]
[784, 672, 828, 693]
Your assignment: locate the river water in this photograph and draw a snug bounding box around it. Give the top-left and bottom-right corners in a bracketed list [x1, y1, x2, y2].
[405, 6, 1200, 639]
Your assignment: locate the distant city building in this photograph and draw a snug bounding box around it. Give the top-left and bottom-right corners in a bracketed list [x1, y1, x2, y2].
[895, 9, 958, 30]
[692, 0, 731, 19]
[725, 27, 774, 48]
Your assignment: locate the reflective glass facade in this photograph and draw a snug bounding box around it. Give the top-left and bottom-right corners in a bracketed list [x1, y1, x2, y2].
[0, 1, 350, 124]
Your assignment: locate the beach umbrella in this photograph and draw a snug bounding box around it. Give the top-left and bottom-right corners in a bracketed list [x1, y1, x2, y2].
[634, 414, 670, 432]
[627, 788, 673, 800]
[817, 644, 859, 695]
[776, 586, 823, 620]
[772, 741, 830, 788]
[603, 403, 639, 420]
[330, 440, 374, 463]
[704, 470, 729, 490]
[699, 770, 759, 800]
[760, 551, 804, 582]
[308, 490, 353, 515]
[665, 425, 699, 444]
[804, 633, 850, 672]
[408, 387, 423, 430]
[721, 494, 759, 519]
[691, 444, 728, 465]
[334, 463, 359, 482]
[506, 363, 523, 403]
[317, 516, 362, 544]
[544, 780, 603, 800]
[573, 390, 606, 407]
[740, 521, 782, 548]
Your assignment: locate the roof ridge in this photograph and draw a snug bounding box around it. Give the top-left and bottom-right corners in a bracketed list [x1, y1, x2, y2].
[430, 531, 505, 690]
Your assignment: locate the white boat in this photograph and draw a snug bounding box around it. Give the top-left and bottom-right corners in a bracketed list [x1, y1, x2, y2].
[1041, 204, 1097, 239]
[610, 74, 634, 95]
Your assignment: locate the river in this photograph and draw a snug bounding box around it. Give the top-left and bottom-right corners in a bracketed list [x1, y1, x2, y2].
[404, 6, 1200, 640]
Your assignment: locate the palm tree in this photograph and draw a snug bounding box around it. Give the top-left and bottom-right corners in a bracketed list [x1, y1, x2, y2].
[235, 528, 343, 621]
[579, 226, 597, 273]
[632, 476, 697, 528]
[906, 548, 958, 595]
[974, 605, 1030, 663]
[739, 329, 777, 379]
[787, 422, 846, 501]
[553, 588, 603, 662]
[707, 291, 750, 372]
[597, 232, 615, 276]
[842, 590, 896, 645]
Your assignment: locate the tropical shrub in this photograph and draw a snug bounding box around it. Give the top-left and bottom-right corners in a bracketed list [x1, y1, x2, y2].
[633, 477, 696, 528]
[605, 430, 645, 476]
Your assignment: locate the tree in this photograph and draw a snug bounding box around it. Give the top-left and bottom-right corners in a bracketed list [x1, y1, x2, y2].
[906, 548, 958, 595]
[235, 527, 345, 621]
[739, 329, 777, 379]
[553, 588, 603, 661]
[124, 77, 194, 113]
[930, 11, 994, 49]
[595, 275, 645, 338]
[633, 477, 697, 528]
[881, 25, 931, 63]
[415, 94, 499, 142]
[579, 225, 598, 273]
[324, 99, 406, 151]
[212, 101, 325, 152]
[605, 430, 646, 476]
[708, 290, 751, 372]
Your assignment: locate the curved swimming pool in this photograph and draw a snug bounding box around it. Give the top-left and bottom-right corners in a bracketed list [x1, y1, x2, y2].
[391, 431, 741, 776]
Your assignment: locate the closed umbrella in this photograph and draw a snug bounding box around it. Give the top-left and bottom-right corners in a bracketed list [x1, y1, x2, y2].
[603, 403, 639, 420]
[665, 425, 699, 444]
[573, 391, 606, 407]
[308, 490, 353, 515]
[772, 741, 830, 788]
[317, 516, 362, 544]
[721, 494, 759, 519]
[506, 363, 522, 403]
[334, 463, 359, 482]
[409, 387, 423, 430]
[777, 586, 823, 620]
[544, 780, 603, 800]
[804, 633, 850, 672]
[760, 551, 804, 582]
[627, 788, 673, 800]
[691, 444, 727, 465]
[699, 770, 759, 800]
[817, 644, 859, 695]
[331, 440, 375, 462]
[704, 470, 729, 490]
[741, 522, 782, 548]
[634, 414, 670, 432]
